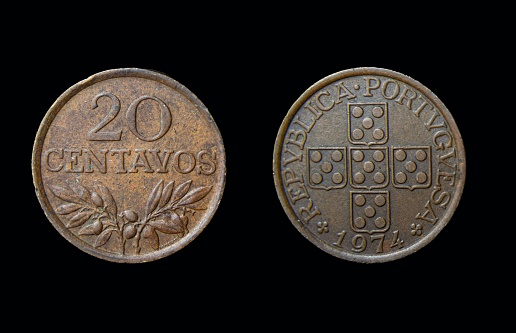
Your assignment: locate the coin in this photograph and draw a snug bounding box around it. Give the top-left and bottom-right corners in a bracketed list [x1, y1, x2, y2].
[273, 67, 465, 263]
[32, 68, 226, 263]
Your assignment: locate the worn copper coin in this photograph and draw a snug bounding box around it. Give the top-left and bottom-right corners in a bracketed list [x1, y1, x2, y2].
[273, 67, 465, 263]
[32, 68, 226, 263]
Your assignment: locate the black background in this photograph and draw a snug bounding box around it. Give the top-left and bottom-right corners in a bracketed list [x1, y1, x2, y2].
[14, 5, 506, 329]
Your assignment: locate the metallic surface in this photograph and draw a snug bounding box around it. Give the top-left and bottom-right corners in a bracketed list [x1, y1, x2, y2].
[32, 68, 226, 263]
[273, 67, 465, 263]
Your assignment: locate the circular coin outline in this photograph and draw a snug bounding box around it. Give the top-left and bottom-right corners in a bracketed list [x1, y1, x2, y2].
[32, 68, 226, 263]
[273, 67, 466, 263]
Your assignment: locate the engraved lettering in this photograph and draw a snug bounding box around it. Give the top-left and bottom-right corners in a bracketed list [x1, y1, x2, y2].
[413, 95, 433, 117]
[415, 200, 438, 224]
[64, 149, 83, 173]
[282, 168, 302, 186]
[298, 199, 321, 223]
[282, 147, 303, 167]
[88, 92, 122, 141]
[148, 149, 173, 173]
[173, 150, 196, 174]
[437, 170, 456, 187]
[83, 149, 108, 173]
[292, 115, 316, 132]
[363, 77, 380, 97]
[304, 102, 323, 119]
[437, 149, 457, 169]
[425, 111, 447, 131]
[395, 86, 417, 110]
[273, 69, 465, 263]
[315, 90, 334, 111]
[282, 169, 320, 209]
[351, 234, 366, 252]
[88, 92, 173, 142]
[333, 230, 346, 247]
[196, 150, 217, 175]
[128, 149, 154, 173]
[390, 230, 404, 248]
[44, 148, 64, 172]
[111, 149, 131, 174]
[43, 148, 215, 175]
[433, 130, 453, 151]
[33, 68, 225, 262]
[428, 170, 456, 209]
[334, 81, 356, 103]
[431, 185, 451, 208]
[287, 178, 309, 204]
[126, 95, 172, 142]
[371, 234, 385, 253]
[285, 129, 306, 150]
[381, 79, 400, 100]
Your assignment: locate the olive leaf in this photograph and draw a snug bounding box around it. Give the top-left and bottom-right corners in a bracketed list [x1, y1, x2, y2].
[48, 184, 83, 204]
[145, 179, 164, 216]
[78, 223, 96, 236]
[55, 203, 82, 215]
[93, 180, 117, 217]
[67, 210, 93, 228]
[158, 180, 175, 209]
[177, 185, 212, 206]
[50, 178, 212, 255]
[148, 212, 183, 234]
[171, 180, 192, 203]
[69, 181, 91, 203]
[94, 228, 114, 248]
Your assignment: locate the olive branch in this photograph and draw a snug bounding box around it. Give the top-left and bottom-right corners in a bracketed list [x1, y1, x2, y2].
[48, 179, 212, 255]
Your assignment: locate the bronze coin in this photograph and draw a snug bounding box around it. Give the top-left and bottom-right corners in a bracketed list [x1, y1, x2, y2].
[273, 67, 466, 263]
[32, 68, 226, 263]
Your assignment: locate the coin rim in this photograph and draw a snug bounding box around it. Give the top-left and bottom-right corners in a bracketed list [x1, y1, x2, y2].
[32, 68, 226, 263]
[272, 67, 466, 263]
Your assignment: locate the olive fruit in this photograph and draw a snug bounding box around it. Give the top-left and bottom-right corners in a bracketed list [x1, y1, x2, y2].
[92, 220, 103, 235]
[123, 224, 137, 239]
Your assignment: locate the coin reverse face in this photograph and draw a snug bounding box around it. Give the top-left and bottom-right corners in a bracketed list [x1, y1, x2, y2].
[273, 67, 465, 263]
[32, 68, 226, 263]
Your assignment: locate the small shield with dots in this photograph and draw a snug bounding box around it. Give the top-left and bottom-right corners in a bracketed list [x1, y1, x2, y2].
[307, 147, 347, 190]
[350, 191, 391, 234]
[392, 146, 432, 190]
[350, 147, 389, 190]
[348, 102, 388, 146]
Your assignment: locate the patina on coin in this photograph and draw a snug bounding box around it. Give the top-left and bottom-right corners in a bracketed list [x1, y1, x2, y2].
[32, 68, 226, 263]
[273, 67, 465, 263]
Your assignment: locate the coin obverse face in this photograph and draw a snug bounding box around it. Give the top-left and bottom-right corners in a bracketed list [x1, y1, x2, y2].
[273, 67, 465, 263]
[32, 68, 226, 263]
